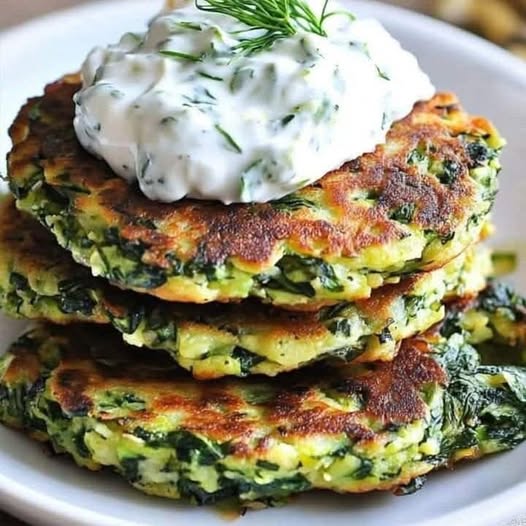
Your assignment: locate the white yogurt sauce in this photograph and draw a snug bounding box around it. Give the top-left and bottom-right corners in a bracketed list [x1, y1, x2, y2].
[74, 0, 435, 204]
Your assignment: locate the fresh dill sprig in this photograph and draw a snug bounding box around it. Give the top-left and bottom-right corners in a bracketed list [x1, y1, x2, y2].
[195, 0, 349, 55]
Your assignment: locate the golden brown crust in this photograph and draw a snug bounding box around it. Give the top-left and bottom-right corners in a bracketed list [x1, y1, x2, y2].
[0, 198, 90, 281]
[8, 76, 496, 274]
[335, 340, 445, 423]
[46, 326, 445, 451]
[0, 195, 492, 378]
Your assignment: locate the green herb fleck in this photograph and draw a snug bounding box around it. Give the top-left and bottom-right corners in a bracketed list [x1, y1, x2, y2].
[272, 194, 316, 212]
[440, 231, 455, 245]
[389, 203, 416, 224]
[230, 67, 254, 93]
[407, 148, 427, 165]
[215, 124, 242, 153]
[121, 456, 145, 483]
[175, 21, 203, 31]
[438, 160, 461, 185]
[57, 280, 96, 316]
[240, 176, 250, 201]
[99, 392, 146, 412]
[281, 114, 296, 127]
[353, 459, 373, 479]
[197, 71, 224, 81]
[160, 116, 178, 125]
[396, 476, 427, 495]
[28, 103, 42, 122]
[327, 319, 353, 338]
[140, 156, 151, 180]
[256, 460, 280, 471]
[378, 327, 393, 344]
[376, 66, 390, 81]
[466, 141, 490, 167]
[159, 50, 203, 62]
[232, 347, 265, 375]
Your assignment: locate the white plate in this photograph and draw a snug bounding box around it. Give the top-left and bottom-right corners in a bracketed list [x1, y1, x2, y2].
[1, 2, 526, 525]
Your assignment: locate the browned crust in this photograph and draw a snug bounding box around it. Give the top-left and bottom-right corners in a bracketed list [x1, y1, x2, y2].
[0, 198, 92, 280]
[332, 339, 445, 423]
[43, 326, 446, 454]
[0, 195, 446, 344]
[8, 76, 496, 272]
[355, 274, 421, 319]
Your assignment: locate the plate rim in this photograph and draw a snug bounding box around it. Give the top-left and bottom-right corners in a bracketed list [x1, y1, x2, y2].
[0, 464, 525, 526]
[0, 1, 525, 525]
[1, 0, 525, 81]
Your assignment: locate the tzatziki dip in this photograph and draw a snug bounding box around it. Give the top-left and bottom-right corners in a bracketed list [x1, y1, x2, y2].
[74, 0, 435, 203]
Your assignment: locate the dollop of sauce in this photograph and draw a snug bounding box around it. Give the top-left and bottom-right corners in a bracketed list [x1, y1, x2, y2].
[74, 0, 435, 204]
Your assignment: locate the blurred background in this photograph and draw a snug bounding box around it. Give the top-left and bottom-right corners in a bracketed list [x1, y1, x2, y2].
[2, 0, 526, 58]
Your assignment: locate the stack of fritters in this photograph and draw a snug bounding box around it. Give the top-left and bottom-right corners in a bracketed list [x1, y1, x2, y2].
[1, 75, 525, 507]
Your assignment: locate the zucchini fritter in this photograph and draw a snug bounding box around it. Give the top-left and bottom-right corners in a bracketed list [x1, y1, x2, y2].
[7, 76, 503, 309]
[0, 198, 491, 378]
[0, 286, 525, 505]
